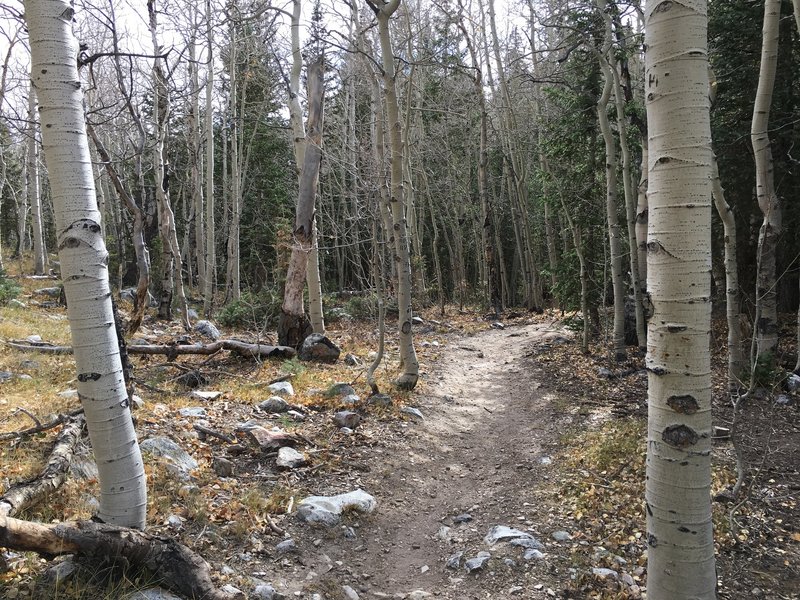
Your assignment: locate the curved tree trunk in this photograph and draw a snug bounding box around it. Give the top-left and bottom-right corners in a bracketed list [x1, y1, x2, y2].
[751, 0, 781, 366]
[596, 0, 626, 362]
[369, 0, 419, 390]
[644, 0, 715, 597]
[26, 0, 147, 528]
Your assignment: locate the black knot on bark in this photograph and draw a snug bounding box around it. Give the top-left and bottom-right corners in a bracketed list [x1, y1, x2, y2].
[662, 424, 699, 448]
[667, 394, 699, 414]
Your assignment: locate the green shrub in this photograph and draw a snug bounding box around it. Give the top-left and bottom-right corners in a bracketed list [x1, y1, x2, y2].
[217, 289, 282, 329]
[0, 269, 21, 305]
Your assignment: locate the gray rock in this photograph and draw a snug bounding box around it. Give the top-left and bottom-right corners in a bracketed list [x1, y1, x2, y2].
[220, 585, 244, 599]
[43, 558, 77, 584]
[776, 394, 793, 406]
[140, 437, 198, 474]
[452, 513, 472, 524]
[341, 394, 360, 406]
[446, 551, 464, 569]
[259, 397, 290, 413]
[15, 374, 32, 380]
[598, 367, 613, 378]
[343, 353, 361, 366]
[333, 411, 361, 429]
[551, 530, 571, 541]
[286, 410, 305, 421]
[276, 538, 297, 554]
[510, 537, 544, 550]
[212, 456, 235, 477]
[412, 316, 424, 325]
[539, 456, 553, 465]
[70, 455, 99, 481]
[194, 320, 221, 341]
[26, 335, 43, 344]
[299, 334, 341, 364]
[508, 586, 523, 595]
[401, 407, 424, 419]
[524, 549, 545, 560]
[490, 321, 505, 330]
[276, 447, 307, 469]
[58, 388, 78, 398]
[503, 558, 517, 567]
[344, 526, 357, 540]
[485, 525, 540, 546]
[367, 393, 392, 407]
[267, 381, 295, 397]
[187, 308, 200, 320]
[436, 526, 452, 541]
[786, 374, 800, 392]
[0, 371, 13, 382]
[190, 390, 222, 400]
[339, 427, 353, 435]
[178, 407, 206, 418]
[124, 589, 183, 600]
[18, 359, 39, 370]
[252, 584, 281, 600]
[464, 551, 491, 573]
[592, 567, 618, 579]
[167, 515, 183, 530]
[35, 286, 61, 298]
[296, 489, 376, 526]
[327, 382, 356, 397]
[8, 299, 26, 308]
[342, 585, 360, 600]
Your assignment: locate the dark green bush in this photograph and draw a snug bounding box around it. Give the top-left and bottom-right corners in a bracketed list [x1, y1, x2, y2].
[217, 289, 282, 330]
[0, 269, 21, 305]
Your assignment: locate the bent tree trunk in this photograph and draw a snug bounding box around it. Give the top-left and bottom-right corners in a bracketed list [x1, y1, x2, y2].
[751, 0, 781, 367]
[369, 0, 419, 390]
[644, 0, 716, 598]
[279, 57, 325, 348]
[26, 0, 147, 528]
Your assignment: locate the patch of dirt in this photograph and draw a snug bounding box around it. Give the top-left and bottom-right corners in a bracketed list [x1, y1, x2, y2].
[267, 319, 581, 598]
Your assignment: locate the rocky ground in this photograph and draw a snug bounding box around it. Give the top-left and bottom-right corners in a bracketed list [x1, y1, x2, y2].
[0, 289, 798, 599]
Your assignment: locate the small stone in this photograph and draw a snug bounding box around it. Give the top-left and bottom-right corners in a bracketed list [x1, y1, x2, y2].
[167, 515, 183, 529]
[220, 585, 244, 599]
[140, 437, 198, 475]
[452, 513, 472, 524]
[621, 573, 635, 587]
[503, 558, 516, 567]
[344, 353, 361, 366]
[598, 367, 613, 378]
[751, 588, 764, 597]
[190, 390, 222, 400]
[490, 322, 505, 330]
[401, 407, 424, 419]
[259, 397, 290, 413]
[340, 427, 353, 435]
[194, 320, 221, 340]
[509, 586, 523, 595]
[592, 567, 618, 579]
[252, 584, 278, 600]
[412, 316, 425, 325]
[776, 394, 793, 406]
[445, 551, 463, 569]
[8, 299, 25, 308]
[299, 334, 341, 364]
[212, 456, 235, 477]
[551, 530, 571, 541]
[58, 388, 78, 398]
[296, 489, 376, 526]
[524, 549, 545, 560]
[287, 410, 305, 421]
[485, 525, 540, 547]
[406, 592, 432, 600]
[333, 411, 361, 429]
[786, 374, 800, 392]
[539, 456, 552, 465]
[131, 394, 145, 409]
[43, 558, 77, 584]
[367, 393, 392, 407]
[341, 394, 360, 406]
[464, 551, 491, 573]
[344, 526, 357, 540]
[277, 447, 307, 469]
[268, 381, 295, 397]
[178, 407, 206, 418]
[342, 586, 359, 600]
[276, 539, 297, 554]
[436, 526, 452, 541]
[0, 371, 13, 382]
[327, 382, 356, 397]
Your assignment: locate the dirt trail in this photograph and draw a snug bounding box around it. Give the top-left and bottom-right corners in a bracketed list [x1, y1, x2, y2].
[293, 320, 575, 599]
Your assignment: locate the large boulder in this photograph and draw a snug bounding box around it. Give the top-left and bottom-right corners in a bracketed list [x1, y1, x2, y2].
[298, 334, 340, 364]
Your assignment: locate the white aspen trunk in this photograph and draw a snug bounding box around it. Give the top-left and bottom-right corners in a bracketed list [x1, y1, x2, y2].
[370, 0, 419, 390]
[307, 219, 325, 334]
[645, 0, 715, 596]
[25, 0, 146, 528]
[188, 19, 205, 293]
[596, 0, 626, 361]
[711, 152, 744, 387]
[793, 0, 800, 32]
[225, 22, 241, 303]
[202, 0, 216, 318]
[636, 140, 649, 286]
[751, 0, 781, 365]
[27, 85, 47, 275]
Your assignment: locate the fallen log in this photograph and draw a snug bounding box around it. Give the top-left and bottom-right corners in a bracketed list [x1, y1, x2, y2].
[0, 415, 85, 516]
[0, 408, 84, 442]
[6, 339, 296, 360]
[0, 515, 235, 600]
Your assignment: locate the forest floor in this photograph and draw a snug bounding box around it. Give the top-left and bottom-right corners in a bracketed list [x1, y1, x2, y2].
[0, 269, 798, 599]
